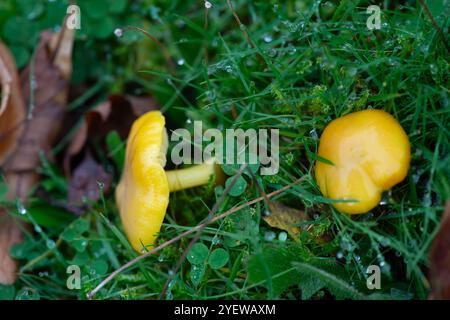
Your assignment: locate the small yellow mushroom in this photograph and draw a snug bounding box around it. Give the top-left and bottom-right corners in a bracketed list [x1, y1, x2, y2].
[116, 111, 219, 252]
[315, 109, 410, 214]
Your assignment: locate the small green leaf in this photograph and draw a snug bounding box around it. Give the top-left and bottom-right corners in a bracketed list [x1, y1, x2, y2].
[225, 175, 247, 197]
[87, 16, 115, 39]
[92, 260, 109, 275]
[0, 285, 15, 300]
[71, 237, 88, 253]
[187, 243, 209, 265]
[108, 0, 128, 13]
[221, 163, 240, 176]
[82, 0, 110, 19]
[190, 263, 206, 287]
[208, 248, 229, 270]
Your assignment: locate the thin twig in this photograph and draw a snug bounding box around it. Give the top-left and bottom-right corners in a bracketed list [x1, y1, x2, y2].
[123, 26, 175, 70]
[418, 0, 450, 55]
[87, 175, 306, 299]
[226, 0, 255, 48]
[159, 164, 248, 298]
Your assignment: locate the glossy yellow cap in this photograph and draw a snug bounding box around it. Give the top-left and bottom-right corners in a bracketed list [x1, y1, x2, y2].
[315, 109, 410, 214]
[116, 111, 170, 252]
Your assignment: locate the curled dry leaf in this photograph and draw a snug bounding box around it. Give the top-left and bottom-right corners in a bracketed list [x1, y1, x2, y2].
[0, 41, 26, 285]
[263, 201, 309, 241]
[0, 26, 74, 284]
[0, 41, 26, 166]
[429, 201, 450, 300]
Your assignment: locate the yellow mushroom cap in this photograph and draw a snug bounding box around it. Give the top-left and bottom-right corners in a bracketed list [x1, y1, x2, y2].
[315, 109, 410, 214]
[116, 111, 170, 252]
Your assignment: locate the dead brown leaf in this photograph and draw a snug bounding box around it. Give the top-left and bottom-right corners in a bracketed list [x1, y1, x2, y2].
[429, 201, 450, 299]
[0, 26, 74, 284]
[263, 201, 309, 240]
[68, 152, 111, 212]
[0, 41, 26, 166]
[64, 94, 159, 175]
[0, 41, 27, 285]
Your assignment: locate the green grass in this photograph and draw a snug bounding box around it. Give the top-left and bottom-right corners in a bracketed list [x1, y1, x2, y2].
[0, 0, 449, 300]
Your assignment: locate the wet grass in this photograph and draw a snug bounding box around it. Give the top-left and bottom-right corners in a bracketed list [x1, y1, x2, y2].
[0, 0, 449, 300]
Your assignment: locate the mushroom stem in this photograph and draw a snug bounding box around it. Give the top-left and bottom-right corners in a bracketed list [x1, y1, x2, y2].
[166, 162, 218, 192]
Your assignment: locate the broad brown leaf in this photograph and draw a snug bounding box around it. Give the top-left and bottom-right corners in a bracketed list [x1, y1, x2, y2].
[0, 26, 74, 284]
[0, 41, 26, 285]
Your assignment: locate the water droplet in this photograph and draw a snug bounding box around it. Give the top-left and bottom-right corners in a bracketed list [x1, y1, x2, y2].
[46, 239, 56, 249]
[264, 231, 276, 242]
[263, 35, 273, 43]
[429, 64, 438, 75]
[278, 232, 288, 242]
[17, 201, 27, 215]
[355, 255, 361, 262]
[266, 49, 277, 58]
[380, 237, 390, 247]
[309, 129, 318, 140]
[114, 28, 123, 37]
[97, 181, 105, 191]
[239, 24, 247, 31]
[204, 1, 212, 9]
[177, 58, 185, 66]
[158, 255, 164, 262]
[212, 236, 221, 245]
[287, 44, 296, 55]
[336, 251, 344, 259]
[34, 225, 42, 233]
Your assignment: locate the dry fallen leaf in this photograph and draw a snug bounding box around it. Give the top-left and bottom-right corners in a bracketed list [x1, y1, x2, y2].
[429, 201, 450, 300]
[0, 26, 74, 284]
[64, 94, 159, 175]
[68, 152, 111, 213]
[0, 41, 27, 285]
[0, 41, 26, 166]
[263, 201, 309, 240]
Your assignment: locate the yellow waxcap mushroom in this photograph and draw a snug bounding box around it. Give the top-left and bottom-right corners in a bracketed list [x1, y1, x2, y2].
[116, 111, 221, 252]
[116, 111, 170, 252]
[315, 109, 410, 214]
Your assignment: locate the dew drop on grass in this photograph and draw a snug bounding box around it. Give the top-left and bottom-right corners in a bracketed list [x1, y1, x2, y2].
[17, 201, 27, 215]
[204, 1, 212, 9]
[429, 64, 438, 75]
[177, 58, 185, 66]
[114, 28, 123, 37]
[34, 225, 42, 233]
[46, 239, 56, 249]
[278, 232, 288, 242]
[263, 35, 273, 43]
[287, 44, 296, 55]
[264, 231, 276, 242]
[212, 235, 221, 245]
[336, 251, 344, 259]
